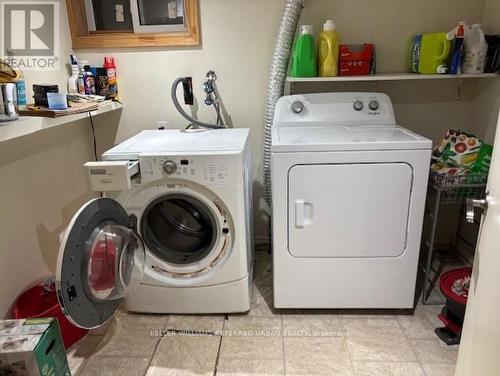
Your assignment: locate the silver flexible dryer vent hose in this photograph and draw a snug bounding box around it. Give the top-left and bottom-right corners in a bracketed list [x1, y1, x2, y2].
[263, 0, 304, 208]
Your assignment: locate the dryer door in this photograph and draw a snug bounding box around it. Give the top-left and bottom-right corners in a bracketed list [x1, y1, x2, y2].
[288, 163, 413, 258]
[56, 198, 146, 329]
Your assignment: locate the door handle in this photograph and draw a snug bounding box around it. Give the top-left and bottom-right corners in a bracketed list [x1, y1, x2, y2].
[295, 199, 305, 228]
[466, 195, 488, 223]
[295, 199, 313, 228]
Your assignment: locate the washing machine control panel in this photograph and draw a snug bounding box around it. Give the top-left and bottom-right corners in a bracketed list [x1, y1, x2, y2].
[139, 154, 238, 185]
[162, 160, 178, 174]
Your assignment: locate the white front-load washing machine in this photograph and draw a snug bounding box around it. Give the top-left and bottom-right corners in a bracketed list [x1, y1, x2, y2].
[56, 129, 253, 329]
[272, 93, 432, 309]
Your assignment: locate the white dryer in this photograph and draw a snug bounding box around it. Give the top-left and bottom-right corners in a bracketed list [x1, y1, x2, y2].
[272, 93, 432, 309]
[56, 129, 253, 329]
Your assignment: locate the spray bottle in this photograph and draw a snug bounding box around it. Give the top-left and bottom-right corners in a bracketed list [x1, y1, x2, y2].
[68, 54, 79, 93]
[15, 69, 26, 109]
[104, 56, 119, 100]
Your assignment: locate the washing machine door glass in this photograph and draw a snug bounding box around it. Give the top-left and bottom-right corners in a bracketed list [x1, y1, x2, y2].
[141, 194, 218, 265]
[56, 198, 146, 329]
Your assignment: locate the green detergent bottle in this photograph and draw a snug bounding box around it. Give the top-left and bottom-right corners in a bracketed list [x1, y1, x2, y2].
[291, 25, 317, 77]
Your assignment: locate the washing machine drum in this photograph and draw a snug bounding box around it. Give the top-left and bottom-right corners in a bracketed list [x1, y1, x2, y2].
[141, 195, 217, 265]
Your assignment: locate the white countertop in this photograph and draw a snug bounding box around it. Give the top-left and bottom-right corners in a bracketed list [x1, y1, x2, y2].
[0, 101, 124, 143]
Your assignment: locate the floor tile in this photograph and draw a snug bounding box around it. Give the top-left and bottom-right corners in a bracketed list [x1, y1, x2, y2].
[166, 315, 225, 332]
[66, 335, 102, 376]
[421, 364, 456, 376]
[94, 313, 166, 357]
[78, 356, 150, 376]
[341, 317, 406, 336]
[352, 361, 425, 376]
[396, 305, 438, 339]
[147, 335, 220, 376]
[283, 336, 350, 363]
[217, 358, 284, 376]
[283, 337, 353, 376]
[410, 339, 458, 366]
[285, 360, 354, 376]
[245, 284, 278, 317]
[341, 318, 416, 362]
[225, 315, 282, 332]
[88, 318, 114, 336]
[419, 303, 444, 328]
[219, 336, 283, 361]
[282, 313, 342, 337]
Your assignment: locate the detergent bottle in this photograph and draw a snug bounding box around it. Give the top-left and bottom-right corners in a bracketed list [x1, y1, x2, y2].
[448, 21, 466, 75]
[291, 25, 316, 77]
[462, 24, 488, 74]
[317, 20, 340, 77]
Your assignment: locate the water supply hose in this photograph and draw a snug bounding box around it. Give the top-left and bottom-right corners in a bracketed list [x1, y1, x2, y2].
[171, 77, 225, 129]
[263, 0, 305, 208]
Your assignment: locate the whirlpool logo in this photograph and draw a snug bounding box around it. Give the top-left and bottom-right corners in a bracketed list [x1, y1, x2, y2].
[1, 1, 60, 70]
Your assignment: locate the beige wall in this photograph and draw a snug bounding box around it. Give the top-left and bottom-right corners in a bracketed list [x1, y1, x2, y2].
[2, 0, 499, 316]
[72, 0, 489, 237]
[0, 110, 120, 318]
[474, 0, 500, 144]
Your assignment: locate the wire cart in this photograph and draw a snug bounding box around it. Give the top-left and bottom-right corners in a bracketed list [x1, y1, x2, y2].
[421, 170, 488, 305]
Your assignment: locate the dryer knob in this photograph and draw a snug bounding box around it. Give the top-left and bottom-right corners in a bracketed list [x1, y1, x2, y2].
[353, 100, 364, 111]
[291, 101, 305, 114]
[369, 100, 380, 111]
[163, 160, 178, 175]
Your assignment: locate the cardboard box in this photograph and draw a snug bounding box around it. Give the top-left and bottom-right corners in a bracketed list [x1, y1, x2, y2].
[0, 318, 70, 376]
[339, 44, 375, 76]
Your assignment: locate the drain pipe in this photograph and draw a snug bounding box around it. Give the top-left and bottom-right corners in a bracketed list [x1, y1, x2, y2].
[263, 0, 305, 208]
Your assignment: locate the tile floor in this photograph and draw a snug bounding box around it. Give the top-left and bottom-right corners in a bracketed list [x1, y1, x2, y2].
[67, 250, 459, 376]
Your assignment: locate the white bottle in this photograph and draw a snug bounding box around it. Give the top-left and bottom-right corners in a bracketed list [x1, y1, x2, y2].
[68, 64, 79, 93]
[462, 23, 488, 74]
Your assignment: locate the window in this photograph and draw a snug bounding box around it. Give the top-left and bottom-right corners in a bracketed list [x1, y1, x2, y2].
[66, 0, 200, 48]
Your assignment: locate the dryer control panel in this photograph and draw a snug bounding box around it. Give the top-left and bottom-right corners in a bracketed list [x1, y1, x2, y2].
[274, 92, 396, 128]
[139, 154, 238, 185]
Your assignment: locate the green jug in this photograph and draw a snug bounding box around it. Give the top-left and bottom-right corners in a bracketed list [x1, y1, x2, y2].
[291, 25, 317, 77]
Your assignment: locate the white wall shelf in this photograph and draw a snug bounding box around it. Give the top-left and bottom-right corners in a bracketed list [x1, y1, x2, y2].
[0, 101, 124, 144]
[287, 72, 498, 83]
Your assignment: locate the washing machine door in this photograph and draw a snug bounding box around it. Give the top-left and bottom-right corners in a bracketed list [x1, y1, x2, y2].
[56, 198, 146, 329]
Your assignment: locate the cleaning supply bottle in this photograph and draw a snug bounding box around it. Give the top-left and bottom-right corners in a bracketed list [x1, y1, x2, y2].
[68, 55, 79, 93]
[83, 65, 96, 95]
[462, 23, 488, 74]
[291, 25, 317, 77]
[317, 20, 340, 77]
[14, 69, 26, 109]
[449, 21, 466, 75]
[104, 56, 119, 100]
[77, 61, 86, 94]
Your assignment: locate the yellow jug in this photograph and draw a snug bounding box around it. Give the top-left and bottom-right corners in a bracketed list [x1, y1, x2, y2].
[318, 20, 340, 77]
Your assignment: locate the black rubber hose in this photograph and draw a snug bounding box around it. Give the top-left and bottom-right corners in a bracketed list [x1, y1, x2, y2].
[171, 77, 224, 129]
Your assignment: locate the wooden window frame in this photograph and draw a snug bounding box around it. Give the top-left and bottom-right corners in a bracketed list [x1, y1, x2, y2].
[66, 0, 200, 49]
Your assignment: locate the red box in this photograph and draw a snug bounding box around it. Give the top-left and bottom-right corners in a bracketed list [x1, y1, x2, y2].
[339, 44, 374, 76]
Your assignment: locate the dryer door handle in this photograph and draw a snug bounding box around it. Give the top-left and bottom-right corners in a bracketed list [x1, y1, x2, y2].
[295, 199, 313, 228]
